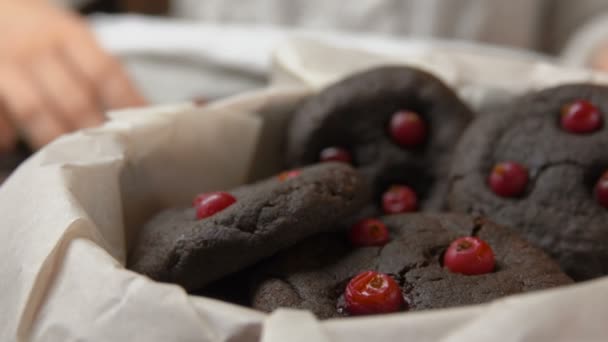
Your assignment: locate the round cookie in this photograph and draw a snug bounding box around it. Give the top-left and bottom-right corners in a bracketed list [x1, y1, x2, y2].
[128, 162, 369, 291]
[448, 84, 608, 281]
[249, 213, 572, 319]
[286, 66, 474, 211]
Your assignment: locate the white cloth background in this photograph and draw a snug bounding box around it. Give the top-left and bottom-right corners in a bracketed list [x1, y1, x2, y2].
[91, 15, 553, 104]
[171, 0, 608, 54]
[61, 0, 608, 53]
[57, 0, 607, 104]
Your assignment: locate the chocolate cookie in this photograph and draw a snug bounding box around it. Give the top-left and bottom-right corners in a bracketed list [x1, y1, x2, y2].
[128, 162, 369, 291]
[286, 66, 474, 211]
[448, 84, 608, 281]
[249, 213, 571, 319]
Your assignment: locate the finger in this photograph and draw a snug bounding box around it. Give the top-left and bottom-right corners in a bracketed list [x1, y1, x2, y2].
[0, 66, 69, 149]
[23, 108, 68, 149]
[62, 30, 146, 110]
[100, 60, 147, 109]
[591, 46, 608, 71]
[30, 52, 104, 129]
[0, 111, 17, 153]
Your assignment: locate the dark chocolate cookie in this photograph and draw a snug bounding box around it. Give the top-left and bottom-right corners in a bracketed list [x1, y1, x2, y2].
[286, 66, 474, 211]
[128, 162, 369, 291]
[249, 213, 571, 319]
[448, 84, 608, 281]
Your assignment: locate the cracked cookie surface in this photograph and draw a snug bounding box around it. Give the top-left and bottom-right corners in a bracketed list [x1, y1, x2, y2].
[448, 84, 608, 280]
[286, 66, 474, 211]
[128, 162, 369, 291]
[249, 213, 571, 319]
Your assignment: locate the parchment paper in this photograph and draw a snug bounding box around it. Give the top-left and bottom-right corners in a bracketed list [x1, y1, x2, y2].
[272, 37, 608, 111]
[2, 38, 608, 342]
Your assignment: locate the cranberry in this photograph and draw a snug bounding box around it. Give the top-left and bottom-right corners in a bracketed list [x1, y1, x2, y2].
[561, 100, 603, 134]
[193, 193, 211, 207]
[349, 219, 390, 247]
[319, 146, 352, 163]
[345, 271, 405, 315]
[443, 237, 495, 275]
[595, 171, 608, 209]
[278, 169, 301, 181]
[382, 185, 418, 214]
[389, 110, 427, 147]
[195, 192, 236, 220]
[488, 162, 528, 198]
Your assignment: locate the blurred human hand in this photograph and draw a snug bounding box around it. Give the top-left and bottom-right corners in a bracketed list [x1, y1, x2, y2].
[591, 43, 608, 72]
[0, 0, 146, 151]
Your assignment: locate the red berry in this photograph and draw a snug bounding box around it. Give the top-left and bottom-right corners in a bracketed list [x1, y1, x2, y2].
[349, 219, 390, 246]
[278, 169, 301, 181]
[389, 111, 427, 147]
[195, 192, 236, 220]
[382, 185, 418, 214]
[345, 271, 405, 315]
[443, 237, 495, 275]
[319, 146, 352, 163]
[561, 100, 603, 134]
[488, 162, 529, 198]
[193, 193, 212, 207]
[595, 171, 608, 209]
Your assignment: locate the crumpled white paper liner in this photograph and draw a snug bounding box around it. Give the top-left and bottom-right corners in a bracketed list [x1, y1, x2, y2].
[3, 38, 608, 341]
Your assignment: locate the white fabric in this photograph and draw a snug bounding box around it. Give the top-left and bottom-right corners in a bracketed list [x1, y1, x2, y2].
[172, 0, 543, 50]
[63, 0, 608, 55]
[172, 0, 608, 53]
[561, 13, 608, 67]
[91, 15, 550, 104]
